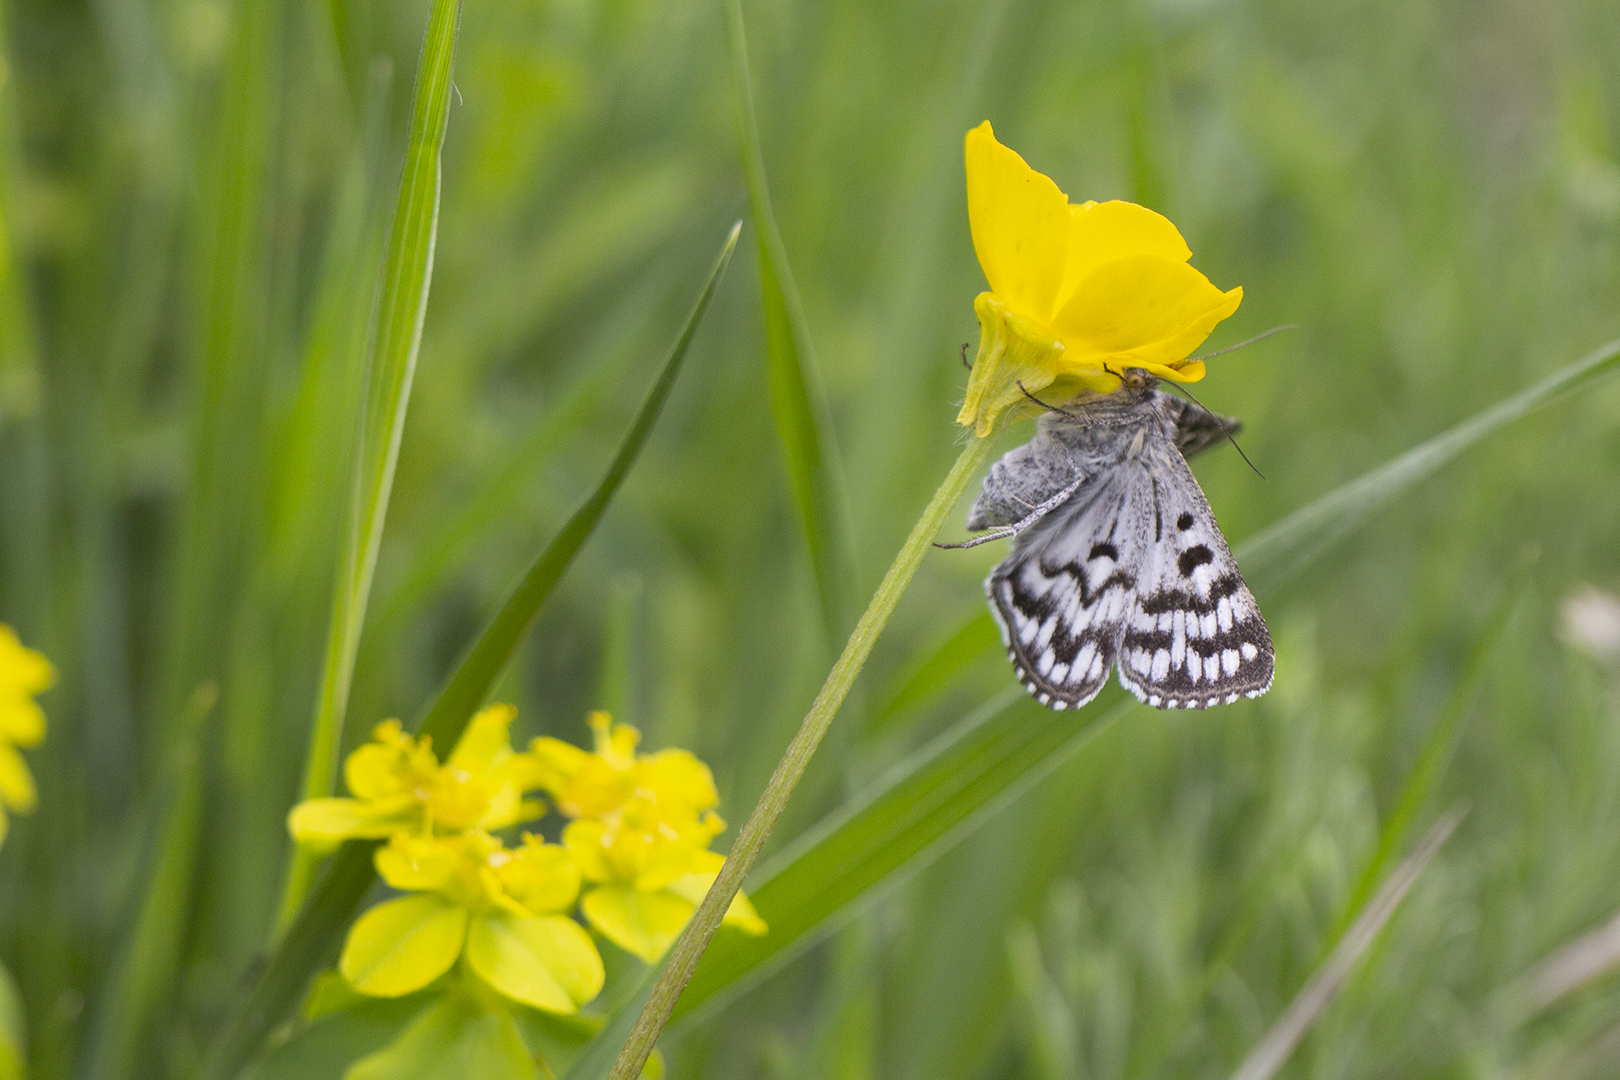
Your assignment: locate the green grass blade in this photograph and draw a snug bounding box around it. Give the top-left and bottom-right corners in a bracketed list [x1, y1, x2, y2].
[1227, 809, 1464, 1080]
[197, 224, 739, 1080]
[671, 688, 1130, 1027]
[79, 684, 218, 1080]
[869, 611, 1000, 733]
[413, 221, 739, 748]
[1333, 554, 1532, 935]
[726, 0, 855, 647]
[1236, 336, 1620, 594]
[660, 338, 1620, 1025]
[275, 0, 463, 926]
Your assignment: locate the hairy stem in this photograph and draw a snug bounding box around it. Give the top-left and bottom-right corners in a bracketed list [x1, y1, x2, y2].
[605, 431, 997, 1080]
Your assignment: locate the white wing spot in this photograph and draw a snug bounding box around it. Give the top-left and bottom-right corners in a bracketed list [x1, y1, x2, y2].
[1241, 642, 1259, 661]
[1221, 649, 1239, 676]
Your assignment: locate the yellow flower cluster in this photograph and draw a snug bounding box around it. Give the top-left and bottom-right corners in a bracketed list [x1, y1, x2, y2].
[0, 626, 52, 850]
[958, 121, 1243, 436]
[289, 706, 764, 1015]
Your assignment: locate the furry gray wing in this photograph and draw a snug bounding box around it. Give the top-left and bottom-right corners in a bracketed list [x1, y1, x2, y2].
[1114, 445, 1273, 708]
[985, 467, 1153, 710]
[967, 423, 1108, 530]
[1160, 393, 1242, 459]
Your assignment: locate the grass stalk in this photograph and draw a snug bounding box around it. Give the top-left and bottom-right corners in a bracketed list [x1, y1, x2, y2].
[604, 429, 998, 1080]
[197, 224, 739, 1080]
[275, 0, 462, 928]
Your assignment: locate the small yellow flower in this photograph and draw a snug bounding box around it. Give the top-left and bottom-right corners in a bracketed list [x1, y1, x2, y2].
[340, 830, 605, 1014]
[288, 704, 542, 850]
[529, 712, 766, 963]
[0, 625, 52, 850]
[958, 121, 1243, 436]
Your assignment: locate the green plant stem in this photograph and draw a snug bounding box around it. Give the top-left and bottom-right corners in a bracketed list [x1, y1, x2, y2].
[605, 430, 998, 1080]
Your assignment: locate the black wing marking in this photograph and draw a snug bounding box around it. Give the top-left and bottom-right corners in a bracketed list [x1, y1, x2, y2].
[1114, 446, 1273, 708]
[985, 470, 1152, 710]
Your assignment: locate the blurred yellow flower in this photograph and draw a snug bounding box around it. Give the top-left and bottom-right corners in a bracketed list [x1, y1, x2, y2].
[0, 625, 52, 850]
[958, 120, 1243, 435]
[340, 830, 604, 1014]
[529, 712, 766, 963]
[288, 704, 541, 850]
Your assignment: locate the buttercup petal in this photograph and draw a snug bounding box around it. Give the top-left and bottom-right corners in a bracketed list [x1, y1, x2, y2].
[965, 121, 1071, 324]
[466, 913, 604, 1013]
[1051, 254, 1239, 370]
[1058, 200, 1191, 310]
[580, 885, 695, 964]
[340, 894, 468, 997]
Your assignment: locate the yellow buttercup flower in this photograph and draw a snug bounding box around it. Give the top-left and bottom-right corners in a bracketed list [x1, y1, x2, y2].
[958, 121, 1243, 436]
[340, 830, 605, 1014]
[529, 712, 766, 963]
[288, 704, 541, 850]
[0, 625, 52, 850]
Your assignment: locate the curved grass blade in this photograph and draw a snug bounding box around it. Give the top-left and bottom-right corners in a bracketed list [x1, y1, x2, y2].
[196, 222, 739, 1080]
[1227, 808, 1464, 1080]
[1239, 335, 1620, 595]
[635, 337, 1620, 1032]
[275, 0, 462, 925]
[726, 0, 855, 648]
[1332, 552, 1532, 935]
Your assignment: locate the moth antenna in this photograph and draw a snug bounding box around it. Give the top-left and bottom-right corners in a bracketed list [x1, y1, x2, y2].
[1017, 381, 1083, 419]
[1164, 382, 1266, 480]
[1184, 324, 1299, 364]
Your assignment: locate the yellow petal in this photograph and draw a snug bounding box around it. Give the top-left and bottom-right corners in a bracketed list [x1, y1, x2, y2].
[523, 736, 591, 794]
[340, 895, 467, 997]
[465, 913, 604, 1013]
[665, 871, 768, 936]
[1057, 200, 1191, 309]
[965, 121, 1071, 324]
[639, 751, 718, 812]
[1051, 254, 1240, 372]
[0, 745, 36, 814]
[0, 627, 54, 695]
[562, 820, 613, 883]
[495, 838, 581, 915]
[580, 886, 695, 964]
[448, 703, 517, 774]
[373, 834, 464, 894]
[287, 798, 412, 846]
[0, 700, 45, 746]
[343, 739, 413, 801]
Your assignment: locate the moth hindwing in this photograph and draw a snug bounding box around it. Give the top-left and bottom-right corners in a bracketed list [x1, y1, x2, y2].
[964, 378, 1273, 711]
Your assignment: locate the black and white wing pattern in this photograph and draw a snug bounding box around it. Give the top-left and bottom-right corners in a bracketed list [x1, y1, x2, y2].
[977, 388, 1272, 711]
[1113, 448, 1273, 708]
[986, 468, 1152, 710]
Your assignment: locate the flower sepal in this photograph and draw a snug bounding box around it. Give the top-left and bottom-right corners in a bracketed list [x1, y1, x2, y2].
[960, 293, 1085, 438]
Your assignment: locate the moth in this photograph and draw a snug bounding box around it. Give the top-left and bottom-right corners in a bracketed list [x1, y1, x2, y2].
[956, 369, 1273, 710]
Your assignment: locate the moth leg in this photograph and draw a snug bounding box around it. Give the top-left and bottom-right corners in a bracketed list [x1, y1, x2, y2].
[936, 473, 1086, 549]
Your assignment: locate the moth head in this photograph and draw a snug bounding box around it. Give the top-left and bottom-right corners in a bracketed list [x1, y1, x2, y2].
[1101, 364, 1158, 396]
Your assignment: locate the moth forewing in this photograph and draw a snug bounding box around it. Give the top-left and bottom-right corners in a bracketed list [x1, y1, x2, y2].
[967, 377, 1273, 711]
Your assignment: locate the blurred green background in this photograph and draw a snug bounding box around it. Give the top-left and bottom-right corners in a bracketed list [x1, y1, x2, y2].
[3, 0, 1620, 1076]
